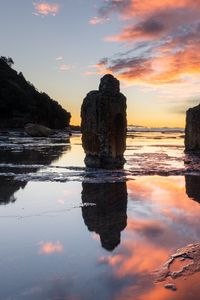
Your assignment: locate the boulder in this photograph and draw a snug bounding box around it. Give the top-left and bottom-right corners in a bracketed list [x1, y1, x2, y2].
[81, 74, 127, 169]
[24, 123, 53, 137]
[185, 104, 200, 151]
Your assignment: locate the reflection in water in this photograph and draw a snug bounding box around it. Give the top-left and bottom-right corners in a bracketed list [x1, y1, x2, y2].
[38, 241, 64, 255]
[81, 182, 127, 251]
[0, 143, 70, 205]
[0, 177, 26, 204]
[185, 175, 200, 203]
[0, 144, 70, 166]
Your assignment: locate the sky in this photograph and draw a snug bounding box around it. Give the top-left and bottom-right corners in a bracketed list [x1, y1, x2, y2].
[1, 0, 200, 127]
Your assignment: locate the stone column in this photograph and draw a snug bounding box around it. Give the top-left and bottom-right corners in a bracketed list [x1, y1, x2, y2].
[81, 74, 127, 169]
[185, 104, 200, 151]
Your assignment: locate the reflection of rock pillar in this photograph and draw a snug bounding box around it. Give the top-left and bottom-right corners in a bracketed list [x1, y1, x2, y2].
[185, 105, 200, 151]
[81, 74, 127, 169]
[185, 175, 200, 203]
[81, 182, 127, 251]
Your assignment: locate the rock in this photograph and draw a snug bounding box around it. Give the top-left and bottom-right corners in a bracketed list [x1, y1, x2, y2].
[155, 243, 200, 282]
[24, 123, 53, 137]
[81, 74, 127, 169]
[185, 104, 200, 151]
[164, 283, 177, 291]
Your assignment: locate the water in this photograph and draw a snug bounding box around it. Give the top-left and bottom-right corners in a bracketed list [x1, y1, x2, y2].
[1, 130, 200, 299]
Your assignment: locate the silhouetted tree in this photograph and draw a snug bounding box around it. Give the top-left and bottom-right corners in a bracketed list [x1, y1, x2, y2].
[0, 56, 14, 67]
[0, 57, 71, 128]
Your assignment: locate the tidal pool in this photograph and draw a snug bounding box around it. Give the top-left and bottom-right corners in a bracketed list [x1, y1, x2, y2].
[1, 130, 200, 299]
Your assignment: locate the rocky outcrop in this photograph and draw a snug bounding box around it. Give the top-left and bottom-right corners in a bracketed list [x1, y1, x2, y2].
[185, 104, 200, 151]
[81, 74, 127, 169]
[25, 123, 53, 137]
[0, 57, 71, 129]
[155, 243, 200, 282]
[81, 182, 127, 251]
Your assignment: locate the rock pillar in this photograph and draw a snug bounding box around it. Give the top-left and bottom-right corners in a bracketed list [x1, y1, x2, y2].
[185, 104, 200, 151]
[81, 74, 127, 168]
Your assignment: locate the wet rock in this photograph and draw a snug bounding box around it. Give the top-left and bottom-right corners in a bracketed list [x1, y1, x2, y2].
[185, 104, 200, 151]
[164, 283, 177, 291]
[155, 243, 200, 282]
[24, 123, 53, 137]
[81, 74, 127, 169]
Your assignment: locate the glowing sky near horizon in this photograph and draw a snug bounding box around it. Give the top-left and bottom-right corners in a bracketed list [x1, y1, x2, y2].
[1, 0, 200, 127]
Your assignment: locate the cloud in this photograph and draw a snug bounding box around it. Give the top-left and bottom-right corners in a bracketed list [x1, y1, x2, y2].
[33, 2, 60, 16]
[97, 0, 132, 18]
[94, 0, 200, 90]
[89, 16, 110, 25]
[38, 241, 64, 255]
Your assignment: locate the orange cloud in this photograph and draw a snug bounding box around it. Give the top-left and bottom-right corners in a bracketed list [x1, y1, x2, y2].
[38, 241, 64, 255]
[95, 0, 200, 87]
[33, 2, 60, 16]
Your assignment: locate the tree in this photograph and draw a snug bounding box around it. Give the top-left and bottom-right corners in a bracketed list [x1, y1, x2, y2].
[0, 56, 14, 67]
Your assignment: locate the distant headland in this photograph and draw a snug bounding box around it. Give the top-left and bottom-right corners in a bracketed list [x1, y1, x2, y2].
[0, 56, 71, 129]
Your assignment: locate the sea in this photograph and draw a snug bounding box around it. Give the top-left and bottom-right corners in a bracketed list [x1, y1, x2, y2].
[1, 127, 200, 300]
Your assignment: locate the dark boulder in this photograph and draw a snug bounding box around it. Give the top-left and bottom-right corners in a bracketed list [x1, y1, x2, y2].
[24, 123, 53, 137]
[81, 74, 127, 169]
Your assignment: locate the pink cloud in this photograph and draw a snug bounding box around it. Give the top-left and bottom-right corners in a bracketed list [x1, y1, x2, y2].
[33, 2, 60, 16]
[95, 0, 200, 87]
[89, 16, 110, 25]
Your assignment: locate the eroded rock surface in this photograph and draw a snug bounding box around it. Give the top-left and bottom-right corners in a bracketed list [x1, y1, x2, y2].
[81, 74, 127, 169]
[185, 105, 200, 151]
[155, 243, 200, 282]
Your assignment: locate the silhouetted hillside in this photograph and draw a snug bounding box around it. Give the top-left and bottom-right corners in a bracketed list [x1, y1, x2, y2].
[0, 57, 71, 129]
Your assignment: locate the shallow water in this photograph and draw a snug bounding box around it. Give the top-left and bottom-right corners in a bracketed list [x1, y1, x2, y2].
[1, 130, 200, 299]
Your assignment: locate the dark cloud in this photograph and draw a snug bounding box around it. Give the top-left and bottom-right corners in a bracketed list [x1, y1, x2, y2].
[138, 19, 165, 34]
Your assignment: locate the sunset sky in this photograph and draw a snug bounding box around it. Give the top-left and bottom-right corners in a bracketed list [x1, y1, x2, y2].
[1, 0, 200, 127]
